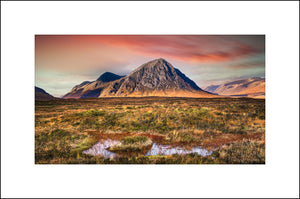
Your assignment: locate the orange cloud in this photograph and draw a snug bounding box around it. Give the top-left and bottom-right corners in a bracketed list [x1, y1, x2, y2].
[43, 35, 263, 64]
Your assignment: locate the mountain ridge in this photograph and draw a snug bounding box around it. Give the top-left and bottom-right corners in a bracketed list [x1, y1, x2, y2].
[63, 58, 215, 98]
[204, 77, 265, 98]
[63, 72, 124, 99]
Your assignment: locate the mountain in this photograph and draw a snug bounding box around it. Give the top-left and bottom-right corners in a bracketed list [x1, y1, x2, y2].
[203, 85, 219, 94]
[63, 58, 215, 98]
[35, 86, 56, 101]
[96, 72, 124, 82]
[63, 72, 124, 99]
[204, 77, 265, 98]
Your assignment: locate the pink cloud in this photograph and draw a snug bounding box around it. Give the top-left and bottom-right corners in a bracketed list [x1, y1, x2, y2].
[41, 35, 263, 63]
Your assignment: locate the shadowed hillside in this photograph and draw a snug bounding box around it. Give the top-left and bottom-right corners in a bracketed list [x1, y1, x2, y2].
[35, 86, 56, 101]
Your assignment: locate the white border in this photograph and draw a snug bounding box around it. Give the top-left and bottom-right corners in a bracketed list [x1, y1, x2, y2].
[1, 1, 299, 198]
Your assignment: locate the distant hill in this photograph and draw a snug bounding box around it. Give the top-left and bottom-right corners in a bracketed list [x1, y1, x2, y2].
[204, 77, 265, 98]
[35, 86, 56, 101]
[203, 85, 219, 94]
[63, 58, 215, 98]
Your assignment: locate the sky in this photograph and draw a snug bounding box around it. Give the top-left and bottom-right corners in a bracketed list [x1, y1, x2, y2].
[35, 35, 265, 97]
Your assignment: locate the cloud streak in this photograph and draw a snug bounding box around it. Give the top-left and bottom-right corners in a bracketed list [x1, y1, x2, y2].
[67, 35, 264, 63]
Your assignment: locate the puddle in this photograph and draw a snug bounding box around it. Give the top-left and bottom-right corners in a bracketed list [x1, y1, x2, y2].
[82, 139, 212, 158]
[145, 142, 212, 157]
[82, 139, 120, 158]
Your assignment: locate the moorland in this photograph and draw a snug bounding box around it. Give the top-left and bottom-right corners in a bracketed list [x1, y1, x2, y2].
[35, 97, 265, 164]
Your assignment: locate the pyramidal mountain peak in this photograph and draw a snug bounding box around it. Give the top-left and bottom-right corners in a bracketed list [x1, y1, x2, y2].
[63, 58, 215, 99]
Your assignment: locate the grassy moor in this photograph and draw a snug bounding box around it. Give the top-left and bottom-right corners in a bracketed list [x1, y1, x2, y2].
[35, 97, 265, 164]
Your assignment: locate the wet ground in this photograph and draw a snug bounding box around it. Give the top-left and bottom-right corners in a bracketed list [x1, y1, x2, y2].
[82, 139, 212, 158]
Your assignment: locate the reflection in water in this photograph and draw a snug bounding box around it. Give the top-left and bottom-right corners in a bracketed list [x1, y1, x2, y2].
[82, 139, 212, 158]
[145, 143, 212, 156]
[82, 139, 120, 158]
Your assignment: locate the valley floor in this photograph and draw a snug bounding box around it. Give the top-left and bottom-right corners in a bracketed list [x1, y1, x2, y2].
[35, 97, 265, 164]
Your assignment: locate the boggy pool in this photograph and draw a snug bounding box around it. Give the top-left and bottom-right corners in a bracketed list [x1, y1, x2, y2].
[82, 139, 212, 158]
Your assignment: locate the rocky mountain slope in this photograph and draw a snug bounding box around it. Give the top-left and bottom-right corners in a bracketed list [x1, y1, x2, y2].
[63, 72, 124, 99]
[63, 58, 215, 98]
[204, 77, 265, 98]
[35, 86, 56, 101]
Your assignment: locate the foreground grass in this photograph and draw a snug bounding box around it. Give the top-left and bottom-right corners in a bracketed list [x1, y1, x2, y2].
[35, 97, 265, 164]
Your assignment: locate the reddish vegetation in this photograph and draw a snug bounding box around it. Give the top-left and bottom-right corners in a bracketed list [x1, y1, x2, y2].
[201, 133, 265, 149]
[87, 130, 264, 151]
[35, 97, 265, 164]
